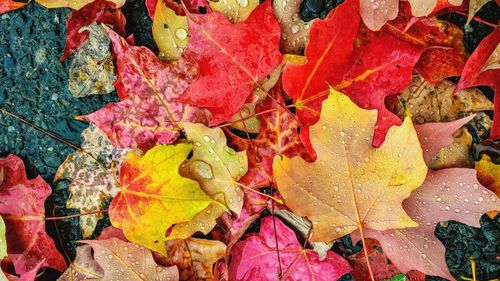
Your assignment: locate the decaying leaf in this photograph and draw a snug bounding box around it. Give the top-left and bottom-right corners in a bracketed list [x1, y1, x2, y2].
[156, 238, 226, 281]
[109, 144, 222, 254]
[273, 0, 311, 54]
[68, 24, 116, 98]
[57, 245, 104, 281]
[152, 0, 189, 61]
[273, 90, 427, 242]
[54, 124, 131, 238]
[429, 127, 474, 169]
[228, 216, 351, 281]
[390, 74, 493, 124]
[0, 155, 67, 275]
[78, 28, 210, 150]
[82, 238, 179, 280]
[60, 0, 126, 62]
[208, 0, 259, 23]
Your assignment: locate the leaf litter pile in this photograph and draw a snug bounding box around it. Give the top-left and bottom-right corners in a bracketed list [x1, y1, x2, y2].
[0, 0, 499, 280]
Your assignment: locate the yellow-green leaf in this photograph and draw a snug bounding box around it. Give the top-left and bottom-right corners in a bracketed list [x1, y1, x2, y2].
[109, 144, 221, 254]
[273, 89, 427, 242]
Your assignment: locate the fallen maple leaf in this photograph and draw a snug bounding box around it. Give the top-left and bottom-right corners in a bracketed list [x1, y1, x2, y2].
[58, 245, 104, 281]
[228, 216, 351, 281]
[407, 0, 463, 17]
[109, 144, 222, 254]
[54, 124, 131, 238]
[68, 24, 116, 98]
[273, 89, 428, 241]
[182, 0, 282, 125]
[337, 32, 425, 146]
[60, 0, 126, 62]
[282, 0, 359, 129]
[349, 117, 499, 279]
[0, 155, 67, 276]
[156, 238, 226, 281]
[82, 238, 179, 280]
[78, 28, 210, 150]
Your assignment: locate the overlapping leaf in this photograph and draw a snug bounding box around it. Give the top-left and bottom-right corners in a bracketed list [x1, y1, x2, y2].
[182, 1, 282, 125]
[273, 90, 428, 241]
[78, 28, 210, 150]
[228, 217, 351, 281]
[0, 155, 66, 276]
[54, 124, 131, 238]
[108, 144, 221, 254]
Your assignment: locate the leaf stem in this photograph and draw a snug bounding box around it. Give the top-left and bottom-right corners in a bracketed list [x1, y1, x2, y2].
[45, 210, 108, 221]
[232, 181, 283, 204]
[358, 223, 376, 281]
[454, 11, 498, 28]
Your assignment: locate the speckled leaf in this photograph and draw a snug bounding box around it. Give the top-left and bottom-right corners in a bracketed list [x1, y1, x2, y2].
[152, 0, 189, 61]
[36, 0, 125, 10]
[54, 124, 131, 238]
[273, 0, 311, 54]
[109, 144, 222, 254]
[359, 0, 398, 31]
[57, 245, 104, 281]
[78, 28, 210, 150]
[0, 155, 67, 275]
[208, 0, 259, 23]
[182, 123, 248, 214]
[82, 238, 179, 281]
[228, 216, 351, 281]
[60, 0, 126, 62]
[273, 90, 428, 242]
[182, 1, 282, 125]
[156, 238, 225, 281]
[68, 24, 115, 98]
[389, 74, 493, 125]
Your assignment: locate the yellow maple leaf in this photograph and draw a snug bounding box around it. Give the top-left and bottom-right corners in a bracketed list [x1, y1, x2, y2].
[273, 89, 428, 242]
[109, 144, 224, 254]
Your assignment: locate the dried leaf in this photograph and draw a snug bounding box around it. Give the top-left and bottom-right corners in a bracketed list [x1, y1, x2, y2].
[476, 154, 500, 196]
[54, 125, 131, 238]
[68, 24, 116, 98]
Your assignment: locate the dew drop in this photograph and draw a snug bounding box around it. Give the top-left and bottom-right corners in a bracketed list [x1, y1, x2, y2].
[290, 24, 300, 34]
[175, 28, 188, 40]
[237, 0, 249, 7]
[203, 136, 210, 142]
[208, 148, 214, 154]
